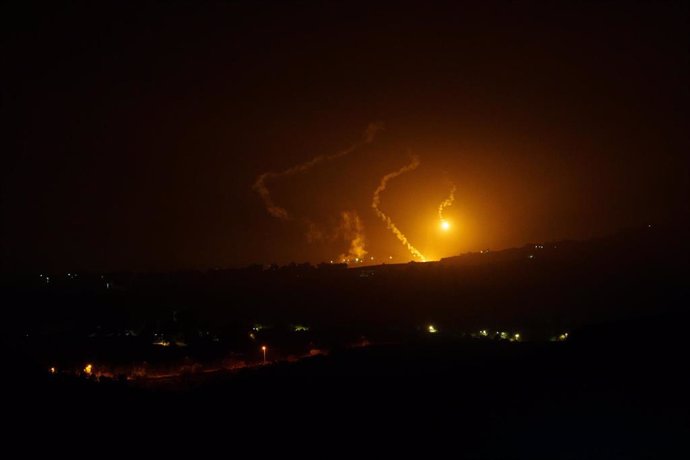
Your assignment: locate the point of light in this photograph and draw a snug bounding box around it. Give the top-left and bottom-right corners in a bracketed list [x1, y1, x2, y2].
[84, 364, 92, 375]
[428, 325, 438, 334]
[440, 220, 450, 231]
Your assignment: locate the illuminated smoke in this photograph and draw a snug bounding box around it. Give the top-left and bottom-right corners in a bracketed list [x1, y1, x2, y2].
[438, 183, 456, 221]
[336, 210, 368, 262]
[371, 155, 426, 261]
[305, 220, 326, 243]
[253, 122, 384, 219]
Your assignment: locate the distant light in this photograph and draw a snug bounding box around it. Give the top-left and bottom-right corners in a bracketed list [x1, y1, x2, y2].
[440, 220, 450, 231]
[84, 364, 93, 375]
[370, 256, 374, 260]
[479, 329, 488, 337]
[514, 333, 521, 341]
[389, 256, 393, 260]
[49, 367, 56, 374]
[428, 325, 438, 334]
[261, 345, 267, 351]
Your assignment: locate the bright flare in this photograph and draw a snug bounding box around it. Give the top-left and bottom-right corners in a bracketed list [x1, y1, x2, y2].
[440, 220, 450, 231]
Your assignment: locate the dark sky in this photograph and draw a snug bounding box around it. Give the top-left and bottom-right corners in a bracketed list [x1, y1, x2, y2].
[2, 1, 688, 272]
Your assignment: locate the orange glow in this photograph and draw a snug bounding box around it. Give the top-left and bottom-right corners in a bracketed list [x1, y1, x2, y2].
[84, 364, 93, 375]
[440, 220, 450, 231]
[49, 367, 56, 374]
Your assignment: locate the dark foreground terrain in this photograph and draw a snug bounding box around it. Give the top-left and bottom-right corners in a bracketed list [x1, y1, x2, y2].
[2, 224, 688, 456]
[5, 314, 689, 458]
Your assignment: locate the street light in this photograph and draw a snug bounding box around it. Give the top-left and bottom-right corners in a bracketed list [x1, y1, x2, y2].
[261, 345, 267, 364]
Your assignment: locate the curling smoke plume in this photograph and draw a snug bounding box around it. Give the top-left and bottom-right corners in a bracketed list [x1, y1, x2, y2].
[337, 210, 367, 262]
[372, 155, 426, 261]
[253, 123, 383, 219]
[438, 184, 456, 221]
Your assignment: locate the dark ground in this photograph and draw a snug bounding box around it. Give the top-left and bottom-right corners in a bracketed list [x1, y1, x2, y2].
[2, 224, 688, 457]
[5, 315, 689, 458]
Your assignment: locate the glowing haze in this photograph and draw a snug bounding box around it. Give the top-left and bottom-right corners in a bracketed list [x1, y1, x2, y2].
[3, 2, 685, 272]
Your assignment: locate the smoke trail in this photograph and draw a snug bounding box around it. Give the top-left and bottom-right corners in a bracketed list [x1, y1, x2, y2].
[438, 184, 456, 221]
[336, 210, 368, 262]
[253, 122, 383, 219]
[371, 155, 426, 261]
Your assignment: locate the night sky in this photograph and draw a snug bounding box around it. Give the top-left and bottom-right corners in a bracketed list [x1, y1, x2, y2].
[3, 1, 688, 272]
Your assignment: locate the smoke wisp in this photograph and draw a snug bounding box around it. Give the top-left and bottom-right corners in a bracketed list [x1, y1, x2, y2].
[438, 184, 456, 221]
[372, 155, 426, 261]
[253, 122, 383, 220]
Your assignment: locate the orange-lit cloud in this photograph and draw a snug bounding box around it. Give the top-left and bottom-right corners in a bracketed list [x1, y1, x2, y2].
[253, 122, 383, 220]
[372, 155, 426, 261]
[336, 210, 367, 262]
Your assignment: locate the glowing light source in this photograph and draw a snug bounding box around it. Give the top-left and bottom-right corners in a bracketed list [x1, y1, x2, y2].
[49, 367, 56, 374]
[261, 345, 267, 363]
[440, 220, 450, 231]
[428, 324, 438, 334]
[84, 364, 92, 375]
